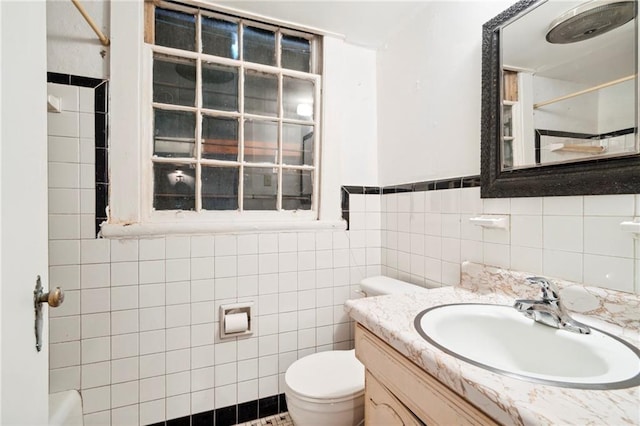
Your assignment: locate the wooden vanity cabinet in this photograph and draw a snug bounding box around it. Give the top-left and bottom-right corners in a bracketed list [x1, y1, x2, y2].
[355, 324, 498, 426]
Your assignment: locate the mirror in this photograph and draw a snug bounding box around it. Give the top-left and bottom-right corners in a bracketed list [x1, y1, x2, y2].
[481, 0, 640, 198]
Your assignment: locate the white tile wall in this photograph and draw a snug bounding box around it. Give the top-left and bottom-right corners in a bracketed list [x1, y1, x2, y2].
[47, 83, 381, 426]
[379, 187, 639, 294]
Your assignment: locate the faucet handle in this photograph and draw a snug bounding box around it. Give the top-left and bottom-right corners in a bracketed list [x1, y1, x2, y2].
[526, 276, 560, 301]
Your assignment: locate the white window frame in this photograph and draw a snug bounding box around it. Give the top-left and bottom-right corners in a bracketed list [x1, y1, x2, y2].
[105, 1, 344, 237]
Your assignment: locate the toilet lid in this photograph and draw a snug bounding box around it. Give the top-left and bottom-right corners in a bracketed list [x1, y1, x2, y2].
[285, 349, 365, 399]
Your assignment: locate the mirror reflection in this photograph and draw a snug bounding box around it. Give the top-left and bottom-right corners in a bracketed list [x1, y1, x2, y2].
[500, 0, 638, 170]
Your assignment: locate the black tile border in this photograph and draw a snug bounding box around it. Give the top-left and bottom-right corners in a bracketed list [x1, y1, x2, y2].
[46, 72, 109, 238]
[341, 186, 381, 230]
[143, 393, 288, 426]
[340, 175, 481, 229]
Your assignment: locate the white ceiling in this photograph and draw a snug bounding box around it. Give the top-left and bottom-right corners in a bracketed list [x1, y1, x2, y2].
[214, 1, 432, 48]
[502, 0, 636, 84]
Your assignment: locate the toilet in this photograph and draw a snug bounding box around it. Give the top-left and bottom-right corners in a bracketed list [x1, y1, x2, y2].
[284, 276, 430, 426]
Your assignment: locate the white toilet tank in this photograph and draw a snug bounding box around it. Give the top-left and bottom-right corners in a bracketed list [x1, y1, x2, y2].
[359, 275, 429, 297]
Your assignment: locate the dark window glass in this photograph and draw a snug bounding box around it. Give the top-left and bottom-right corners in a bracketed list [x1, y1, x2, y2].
[282, 35, 311, 72]
[282, 124, 313, 166]
[202, 116, 238, 161]
[155, 8, 196, 51]
[245, 71, 278, 117]
[154, 163, 196, 210]
[244, 120, 278, 163]
[282, 169, 312, 210]
[202, 63, 238, 111]
[243, 167, 277, 210]
[243, 26, 275, 66]
[202, 166, 239, 210]
[154, 109, 196, 158]
[153, 56, 196, 106]
[283, 77, 314, 120]
[202, 17, 239, 59]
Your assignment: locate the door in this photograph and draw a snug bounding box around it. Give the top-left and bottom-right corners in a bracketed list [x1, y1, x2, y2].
[1, 1, 50, 424]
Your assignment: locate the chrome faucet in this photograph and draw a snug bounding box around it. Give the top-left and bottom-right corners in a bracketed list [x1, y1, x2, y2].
[513, 276, 591, 334]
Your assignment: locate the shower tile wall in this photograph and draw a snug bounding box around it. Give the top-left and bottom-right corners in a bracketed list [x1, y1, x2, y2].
[46, 83, 382, 426]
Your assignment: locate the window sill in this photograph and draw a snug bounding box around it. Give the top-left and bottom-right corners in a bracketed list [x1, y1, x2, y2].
[99, 219, 347, 239]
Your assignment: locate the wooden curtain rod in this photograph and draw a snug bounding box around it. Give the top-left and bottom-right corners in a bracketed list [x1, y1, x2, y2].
[71, 0, 110, 46]
[533, 74, 636, 109]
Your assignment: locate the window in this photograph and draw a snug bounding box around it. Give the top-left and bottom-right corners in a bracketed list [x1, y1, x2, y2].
[147, 2, 322, 215]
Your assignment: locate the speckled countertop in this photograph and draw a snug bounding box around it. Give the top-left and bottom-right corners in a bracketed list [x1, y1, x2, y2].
[344, 263, 640, 426]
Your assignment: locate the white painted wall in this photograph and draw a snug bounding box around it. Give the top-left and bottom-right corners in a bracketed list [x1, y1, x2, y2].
[323, 39, 378, 186]
[533, 76, 599, 134]
[47, 0, 110, 79]
[376, 1, 513, 186]
[598, 80, 636, 134]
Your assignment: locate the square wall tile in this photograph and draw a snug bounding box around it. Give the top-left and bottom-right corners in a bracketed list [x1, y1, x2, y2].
[511, 215, 543, 248]
[510, 246, 543, 275]
[166, 236, 191, 259]
[50, 341, 81, 369]
[543, 250, 583, 283]
[110, 261, 138, 287]
[50, 366, 80, 393]
[111, 333, 139, 360]
[111, 286, 138, 311]
[111, 405, 138, 426]
[49, 240, 80, 266]
[259, 234, 279, 253]
[82, 385, 110, 414]
[81, 361, 111, 389]
[111, 380, 139, 408]
[459, 187, 481, 214]
[543, 216, 583, 252]
[543, 196, 583, 216]
[48, 136, 80, 163]
[510, 197, 542, 215]
[81, 239, 110, 264]
[140, 353, 166, 379]
[81, 263, 110, 289]
[139, 238, 165, 261]
[584, 216, 634, 258]
[48, 83, 79, 111]
[140, 399, 165, 426]
[110, 239, 138, 262]
[216, 235, 238, 256]
[583, 254, 634, 292]
[82, 312, 111, 338]
[111, 309, 139, 335]
[191, 236, 215, 257]
[48, 111, 79, 138]
[584, 194, 635, 216]
[49, 188, 81, 214]
[81, 288, 110, 314]
[111, 357, 139, 384]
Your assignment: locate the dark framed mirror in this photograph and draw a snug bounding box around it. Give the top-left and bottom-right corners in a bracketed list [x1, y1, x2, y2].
[481, 0, 639, 198]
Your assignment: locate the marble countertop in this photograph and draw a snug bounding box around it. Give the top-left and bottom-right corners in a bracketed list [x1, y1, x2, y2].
[344, 264, 640, 426]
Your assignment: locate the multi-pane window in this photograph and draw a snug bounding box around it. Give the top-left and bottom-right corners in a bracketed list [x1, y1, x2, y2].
[148, 2, 321, 213]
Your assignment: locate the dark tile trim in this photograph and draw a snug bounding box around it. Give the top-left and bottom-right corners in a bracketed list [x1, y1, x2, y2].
[47, 73, 109, 238]
[340, 186, 381, 229]
[340, 175, 481, 228]
[142, 393, 288, 426]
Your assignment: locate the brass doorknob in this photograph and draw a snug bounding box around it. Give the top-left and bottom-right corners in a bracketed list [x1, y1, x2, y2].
[36, 286, 64, 307]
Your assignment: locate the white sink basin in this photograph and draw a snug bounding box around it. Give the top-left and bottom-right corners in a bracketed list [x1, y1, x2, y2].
[414, 304, 640, 389]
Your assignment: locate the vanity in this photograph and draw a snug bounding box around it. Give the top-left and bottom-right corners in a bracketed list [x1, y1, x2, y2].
[345, 263, 640, 425]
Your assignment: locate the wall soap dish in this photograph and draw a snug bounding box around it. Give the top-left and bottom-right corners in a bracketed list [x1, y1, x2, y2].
[469, 215, 509, 229]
